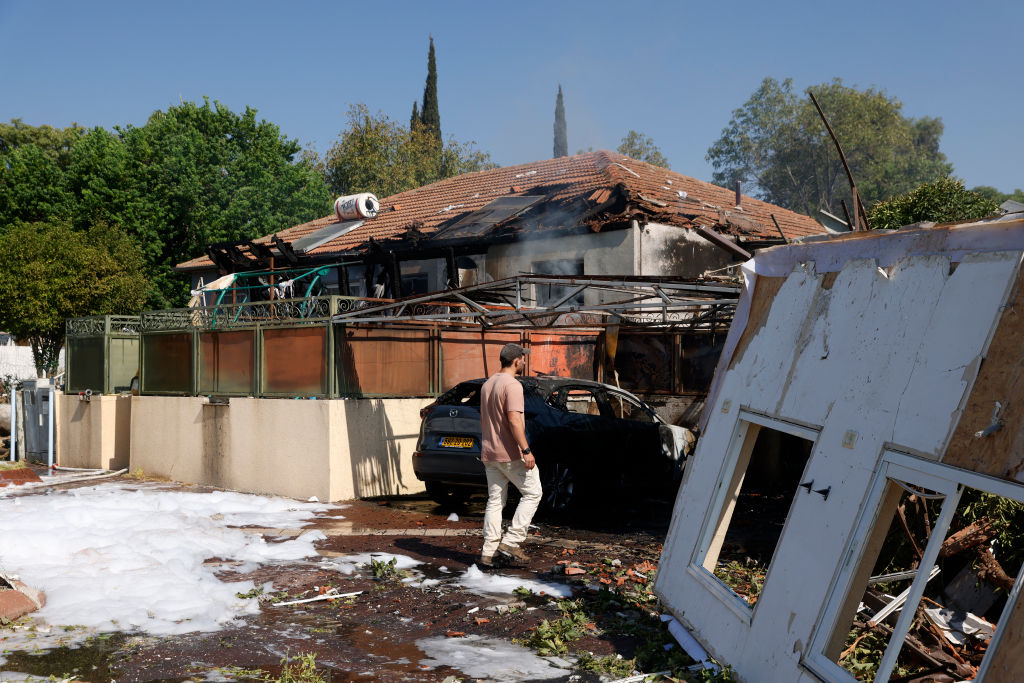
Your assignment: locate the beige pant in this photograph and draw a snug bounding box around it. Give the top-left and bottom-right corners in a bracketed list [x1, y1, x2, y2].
[482, 460, 543, 557]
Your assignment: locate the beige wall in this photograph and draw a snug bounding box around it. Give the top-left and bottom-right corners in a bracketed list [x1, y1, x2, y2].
[128, 396, 431, 502]
[57, 394, 131, 471]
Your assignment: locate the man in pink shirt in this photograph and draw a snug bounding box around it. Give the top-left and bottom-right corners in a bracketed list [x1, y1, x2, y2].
[478, 343, 542, 567]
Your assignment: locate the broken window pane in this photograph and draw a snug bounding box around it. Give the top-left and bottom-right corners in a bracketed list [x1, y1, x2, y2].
[824, 481, 1024, 682]
[606, 391, 656, 422]
[825, 483, 946, 680]
[701, 424, 813, 607]
[562, 388, 602, 416]
[533, 259, 584, 307]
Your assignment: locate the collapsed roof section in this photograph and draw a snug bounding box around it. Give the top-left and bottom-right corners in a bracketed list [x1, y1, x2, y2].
[175, 150, 826, 273]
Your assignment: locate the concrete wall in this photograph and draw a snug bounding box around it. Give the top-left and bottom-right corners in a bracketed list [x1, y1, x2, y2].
[637, 223, 735, 279]
[486, 229, 634, 306]
[654, 243, 1024, 681]
[57, 394, 131, 471]
[486, 224, 734, 301]
[129, 396, 431, 502]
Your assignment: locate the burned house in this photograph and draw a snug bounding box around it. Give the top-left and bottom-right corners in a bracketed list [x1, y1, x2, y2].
[176, 150, 826, 303]
[171, 151, 827, 424]
[654, 214, 1024, 681]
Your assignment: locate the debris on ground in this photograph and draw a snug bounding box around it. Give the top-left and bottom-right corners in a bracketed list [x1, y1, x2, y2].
[0, 462, 42, 488]
[0, 478, 697, 681]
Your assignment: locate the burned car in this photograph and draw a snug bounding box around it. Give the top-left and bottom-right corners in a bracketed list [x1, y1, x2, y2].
[412, 377, 695, 513]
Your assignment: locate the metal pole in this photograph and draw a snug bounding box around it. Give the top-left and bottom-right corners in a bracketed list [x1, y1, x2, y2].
[808, 90, 869, 230]
[47, 384, 54, 470]
[8, 386, 15, 462]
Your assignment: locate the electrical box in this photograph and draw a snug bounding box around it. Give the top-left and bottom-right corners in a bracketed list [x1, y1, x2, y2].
[19, 378, 53, 463]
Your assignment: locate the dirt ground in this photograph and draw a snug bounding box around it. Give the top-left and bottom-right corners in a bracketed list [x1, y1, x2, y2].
[0, 475, 686, 682]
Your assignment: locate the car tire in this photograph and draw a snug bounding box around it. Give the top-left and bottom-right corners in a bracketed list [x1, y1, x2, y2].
[541, 462, 578, 516]
[424, 481, 472, 507]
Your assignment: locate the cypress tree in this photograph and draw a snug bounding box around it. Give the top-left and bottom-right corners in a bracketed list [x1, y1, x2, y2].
[553, 84, 568, 157]
[410, 101, 420, 129]
[420, 36, 441, 143]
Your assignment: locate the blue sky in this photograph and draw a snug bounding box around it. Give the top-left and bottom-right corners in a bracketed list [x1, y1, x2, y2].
[1, 0, 1019, 193]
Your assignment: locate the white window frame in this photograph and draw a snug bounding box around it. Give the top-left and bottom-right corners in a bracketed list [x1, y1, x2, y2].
[805, 449, 1024, 682]
[688, 410, 819, 621]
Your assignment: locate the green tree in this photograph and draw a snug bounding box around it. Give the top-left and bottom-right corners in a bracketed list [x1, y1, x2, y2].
[410, 101, 419, 130]
[117, 99, 331, 307]
[0, 221, 149, 375]
[0, 118, 84, 168]
[971, 185, 1024, 206]
[419, 36, 441, 144]
[617, 130, 669, 168]
[65, 127, 130, 232]
[0, 144, 72, 226]
[707, 77, 952, 217]
[324, 104, 494, 199]
[553, 85, 568, 158]
[867, 177, 1000, 230]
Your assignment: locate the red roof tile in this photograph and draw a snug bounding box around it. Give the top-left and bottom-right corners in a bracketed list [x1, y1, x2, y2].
[176, 151, 825, 271]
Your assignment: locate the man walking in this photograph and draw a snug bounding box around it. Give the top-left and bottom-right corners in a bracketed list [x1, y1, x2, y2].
[478, 343, 543, 567]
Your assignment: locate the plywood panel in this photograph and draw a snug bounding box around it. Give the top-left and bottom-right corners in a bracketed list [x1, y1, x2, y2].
[727, 275, 785, 370]
[983, 595, 1024, 682]
[944, 263, 1024, 481]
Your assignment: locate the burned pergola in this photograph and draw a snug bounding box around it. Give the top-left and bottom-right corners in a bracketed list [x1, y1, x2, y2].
[330, 274, 739, 331]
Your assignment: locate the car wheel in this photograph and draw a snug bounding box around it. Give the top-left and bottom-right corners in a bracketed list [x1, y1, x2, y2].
[541, 462, 577, 515]
[424, 481, 472, 507]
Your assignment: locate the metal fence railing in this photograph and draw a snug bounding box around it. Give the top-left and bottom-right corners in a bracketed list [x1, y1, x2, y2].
[68, 289, 727, 399]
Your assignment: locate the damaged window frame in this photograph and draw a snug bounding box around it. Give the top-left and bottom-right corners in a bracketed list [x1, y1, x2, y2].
[805, 449, 1024, 682]
[689, 410, 819, 619]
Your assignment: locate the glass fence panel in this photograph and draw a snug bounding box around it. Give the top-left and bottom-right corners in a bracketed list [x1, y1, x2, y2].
[262, 326, 328, 396]
[439, 331, 520, 390]
[529, 332, 598, 381]
[109, 337, 139, 393]
[199, 330, 255, 395]
[66, 337, 104, 393]
[336, 326, 432, 396]
[141, 333, 193, 394]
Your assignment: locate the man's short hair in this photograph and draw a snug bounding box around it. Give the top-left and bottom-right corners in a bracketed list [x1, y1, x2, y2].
[499, 343, 529, 367]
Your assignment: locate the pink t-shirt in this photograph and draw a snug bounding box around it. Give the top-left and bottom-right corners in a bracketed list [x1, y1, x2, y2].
[480, 372, 524, 462]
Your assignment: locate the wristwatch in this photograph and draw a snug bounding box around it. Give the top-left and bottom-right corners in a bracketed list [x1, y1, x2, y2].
[522, 447, 532, 455]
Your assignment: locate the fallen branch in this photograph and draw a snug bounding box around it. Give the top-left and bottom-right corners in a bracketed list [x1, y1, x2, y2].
[839, 630, 873, 661]
[974, 546, 1015, 592]
[939, 518, 996, 558]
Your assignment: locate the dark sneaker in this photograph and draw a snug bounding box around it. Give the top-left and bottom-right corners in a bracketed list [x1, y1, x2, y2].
[497, 543, 529, 564]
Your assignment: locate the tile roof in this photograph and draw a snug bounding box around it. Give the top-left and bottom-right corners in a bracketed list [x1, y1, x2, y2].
[176, 150, 826, 271]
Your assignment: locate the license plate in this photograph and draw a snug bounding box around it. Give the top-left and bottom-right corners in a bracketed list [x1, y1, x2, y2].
[440, 436, 474, 448]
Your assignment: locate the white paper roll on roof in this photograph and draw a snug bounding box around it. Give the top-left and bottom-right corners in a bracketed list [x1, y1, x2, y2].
[335, 193, 380, 221]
